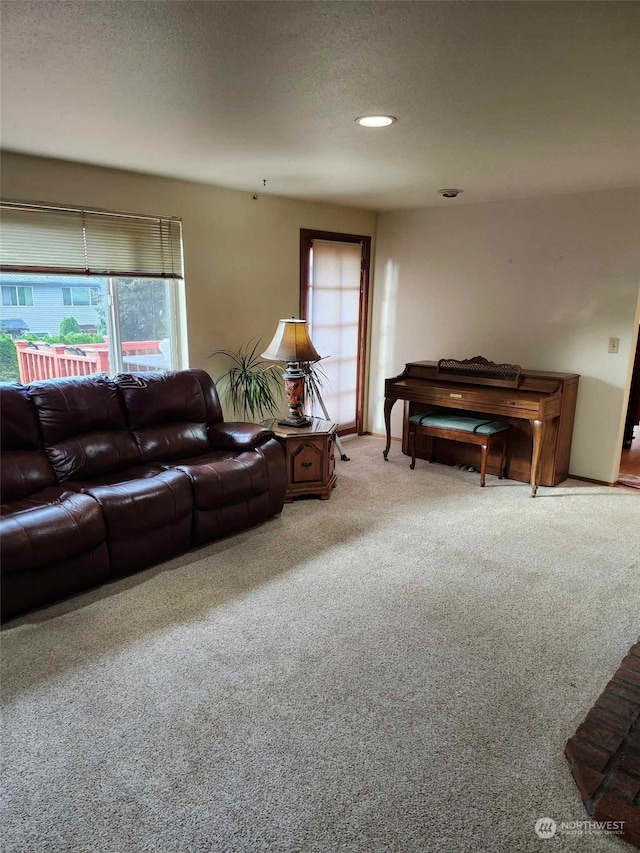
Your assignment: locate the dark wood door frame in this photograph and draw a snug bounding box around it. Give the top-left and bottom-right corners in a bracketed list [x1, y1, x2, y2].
[300, 229, 372, 436]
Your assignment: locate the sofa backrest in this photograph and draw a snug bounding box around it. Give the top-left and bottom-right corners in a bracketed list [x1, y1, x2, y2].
[115, 369, 224, 463]
[0, 384, 57, 502]
[27, 374, 141, 481]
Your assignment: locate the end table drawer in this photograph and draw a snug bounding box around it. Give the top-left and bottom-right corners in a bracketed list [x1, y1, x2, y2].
[290, 440, 323, 483]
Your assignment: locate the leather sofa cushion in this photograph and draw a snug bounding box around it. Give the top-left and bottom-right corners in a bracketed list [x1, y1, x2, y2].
[1, 449, 57, 502]
[129, 422, 211, 464]
[0, 384, 56, 501]
[0, 488, 107, 574]
[117, 367, 224, 426]
[45, 431, 142, 482]
[0, 384, 42, 449]
[28, 374, 128, 443]
[116, 371, 212, 462]
[28, 374, 140, 481]
[67, 466, 193, 538]
[117, 370, 207, 429]
[170, 450, 269, 510]
[189, 368, 224, 427]
[209, 422, 275, 451]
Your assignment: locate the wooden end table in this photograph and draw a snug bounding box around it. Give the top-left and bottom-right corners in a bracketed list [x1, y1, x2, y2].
[263, 417, 337, 501]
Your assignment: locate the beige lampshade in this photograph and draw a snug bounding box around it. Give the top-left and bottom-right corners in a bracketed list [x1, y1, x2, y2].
[261, 318, 321, 363]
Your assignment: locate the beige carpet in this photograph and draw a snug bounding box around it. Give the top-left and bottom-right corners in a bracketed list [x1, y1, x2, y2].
[2, 437, 639, 853]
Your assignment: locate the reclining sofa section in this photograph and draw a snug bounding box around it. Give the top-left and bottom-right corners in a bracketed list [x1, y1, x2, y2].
[0, 369, 286, 620]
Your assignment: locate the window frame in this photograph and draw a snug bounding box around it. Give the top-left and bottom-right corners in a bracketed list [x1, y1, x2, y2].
[62, 285, 100, 307]
[1, 284, 34, 307]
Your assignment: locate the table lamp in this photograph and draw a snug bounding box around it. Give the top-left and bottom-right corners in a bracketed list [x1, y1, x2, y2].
[261, 318, 321, 427]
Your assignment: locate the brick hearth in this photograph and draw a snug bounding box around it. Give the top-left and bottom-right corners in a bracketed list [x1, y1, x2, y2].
[565, 642, 640, 848]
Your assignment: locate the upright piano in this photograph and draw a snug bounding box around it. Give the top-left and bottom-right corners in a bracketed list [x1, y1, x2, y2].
[383, 358, 579, 495]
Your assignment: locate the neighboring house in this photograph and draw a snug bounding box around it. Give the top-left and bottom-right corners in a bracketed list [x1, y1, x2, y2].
[0, 272, 103, 337]
[0, 318, 29, 337]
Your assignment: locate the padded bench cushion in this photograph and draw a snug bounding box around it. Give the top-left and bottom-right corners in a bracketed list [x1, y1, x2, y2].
[409, 414, 510, 435]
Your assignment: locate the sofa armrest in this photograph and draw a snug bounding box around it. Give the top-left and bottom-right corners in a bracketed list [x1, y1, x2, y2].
[209, 422, 275, 451]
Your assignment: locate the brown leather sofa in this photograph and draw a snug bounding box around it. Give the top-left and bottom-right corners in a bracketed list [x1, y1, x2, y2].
[0, 369, 286, 620]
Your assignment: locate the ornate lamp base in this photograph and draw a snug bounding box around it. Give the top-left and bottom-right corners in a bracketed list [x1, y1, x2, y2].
[278, 364, 312, 428]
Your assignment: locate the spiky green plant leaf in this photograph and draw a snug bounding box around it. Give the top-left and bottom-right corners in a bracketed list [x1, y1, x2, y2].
[302, 358, 330, 412]
[211, 338, 282, 422]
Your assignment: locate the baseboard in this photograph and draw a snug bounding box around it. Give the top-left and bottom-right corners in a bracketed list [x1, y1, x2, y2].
[570, 474, 617, 487]
[365, 431, 401, 441]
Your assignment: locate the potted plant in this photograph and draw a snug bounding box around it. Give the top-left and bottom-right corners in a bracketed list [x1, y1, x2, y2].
[210, 338, 282, 422]
[211, 339, 330, 424]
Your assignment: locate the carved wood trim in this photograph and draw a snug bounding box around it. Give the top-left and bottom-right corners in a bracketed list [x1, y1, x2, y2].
[437, 356, 522, 388]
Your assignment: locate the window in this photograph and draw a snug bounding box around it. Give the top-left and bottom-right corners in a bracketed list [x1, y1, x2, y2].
[300, 230, 371, 435]
[0, 201, 185, 384]
[62, 286, 100, 306]
[2, 285, 33, 306]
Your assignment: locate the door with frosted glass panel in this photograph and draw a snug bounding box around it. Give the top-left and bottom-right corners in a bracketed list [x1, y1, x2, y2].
[300, 231, 371, 434]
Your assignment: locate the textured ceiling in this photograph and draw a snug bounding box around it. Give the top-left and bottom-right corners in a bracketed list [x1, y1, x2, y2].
[1, 1, 639, 210]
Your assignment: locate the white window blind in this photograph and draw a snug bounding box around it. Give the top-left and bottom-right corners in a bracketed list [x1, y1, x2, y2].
[308, 239, 362, 431]
[0, 201, 183, 279]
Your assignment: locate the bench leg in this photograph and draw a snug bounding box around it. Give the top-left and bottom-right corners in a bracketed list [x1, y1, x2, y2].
[409, 429, 416, 469]
[480, 442, 488, 487]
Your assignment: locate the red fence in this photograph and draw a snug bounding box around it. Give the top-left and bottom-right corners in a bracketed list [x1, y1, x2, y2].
[14, 340, 162, 383]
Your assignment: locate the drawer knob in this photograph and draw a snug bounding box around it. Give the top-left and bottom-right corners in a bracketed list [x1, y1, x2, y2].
[301, 461, 313, 468]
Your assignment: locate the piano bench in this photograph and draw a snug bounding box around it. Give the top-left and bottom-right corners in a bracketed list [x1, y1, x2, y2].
[408, 414, 510, 487]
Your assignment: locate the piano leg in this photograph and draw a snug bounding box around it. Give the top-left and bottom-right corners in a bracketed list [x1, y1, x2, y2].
[480, 442, 489, 487]
[529, 418, 545, 497]
[499, 433, 508, 480]
[383, 397, 397, 460]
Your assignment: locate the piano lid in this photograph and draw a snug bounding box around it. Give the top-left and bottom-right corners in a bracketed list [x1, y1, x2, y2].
[392, 359, 579, 395]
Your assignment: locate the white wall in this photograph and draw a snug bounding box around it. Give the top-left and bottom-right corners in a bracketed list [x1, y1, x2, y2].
[1, 152, 377, 400]
[370, 188, 640, 483]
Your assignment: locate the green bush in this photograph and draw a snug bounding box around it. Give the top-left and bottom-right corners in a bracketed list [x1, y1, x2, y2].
[64, 332, 103, 345]
[41, 333, 103, 345]
[0, 335, 20, 383]
[59, 316, 81, 336]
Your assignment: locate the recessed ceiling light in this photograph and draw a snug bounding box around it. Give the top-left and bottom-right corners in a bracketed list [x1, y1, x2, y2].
[355, 115, 397, 128]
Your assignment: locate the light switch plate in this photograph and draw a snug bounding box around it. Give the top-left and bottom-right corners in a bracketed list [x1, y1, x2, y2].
[608, 337, 620, 353]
